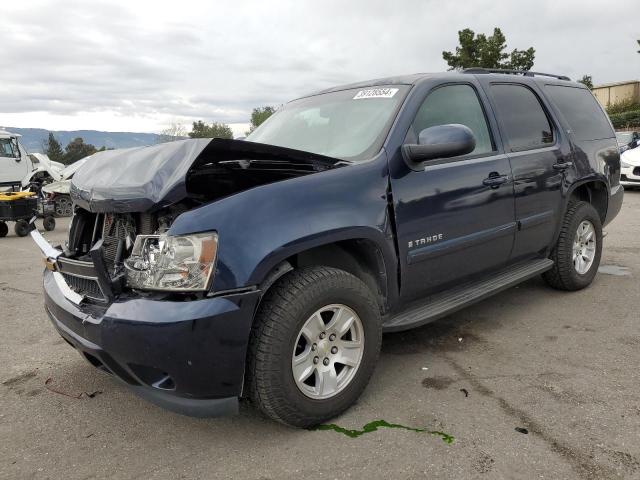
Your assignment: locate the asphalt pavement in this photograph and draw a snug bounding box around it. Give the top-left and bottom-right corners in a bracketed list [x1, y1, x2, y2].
[1, 191, 639, 479]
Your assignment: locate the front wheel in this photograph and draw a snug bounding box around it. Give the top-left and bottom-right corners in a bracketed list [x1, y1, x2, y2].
[14, 220, 30, 237]
[543, 201, 603, 291]
[248, 267, 382, 427]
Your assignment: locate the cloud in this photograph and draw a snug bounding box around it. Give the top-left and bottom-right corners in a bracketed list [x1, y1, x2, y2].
[0, 0, 638, 133]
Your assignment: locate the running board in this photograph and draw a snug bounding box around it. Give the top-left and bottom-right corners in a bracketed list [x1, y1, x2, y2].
[383, 259, 554, 332]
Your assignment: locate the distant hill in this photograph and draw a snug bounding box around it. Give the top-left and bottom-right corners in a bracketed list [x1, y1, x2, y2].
[6, 127, 163, 153]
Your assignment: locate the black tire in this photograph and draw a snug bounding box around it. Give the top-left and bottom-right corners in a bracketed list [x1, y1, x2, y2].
[0, 222, 7, 238]
[248, 266, 382, 428]
[543, 201, 603, 291]
[43, 216, 56, 232]
[14, 220, 30, 238]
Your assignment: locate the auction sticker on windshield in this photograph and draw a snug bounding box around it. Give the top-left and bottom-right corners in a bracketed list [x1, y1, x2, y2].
[353, 88, 399, 99]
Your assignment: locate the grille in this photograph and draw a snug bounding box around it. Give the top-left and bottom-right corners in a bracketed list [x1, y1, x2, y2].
[62, 273, 105, 302]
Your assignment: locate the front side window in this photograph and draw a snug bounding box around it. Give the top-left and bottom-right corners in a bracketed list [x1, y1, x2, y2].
[247, 85, 410, 162]
[409, 84, 494, 155]
[0, 138, 18, 158]
[490, 84, 554, 151]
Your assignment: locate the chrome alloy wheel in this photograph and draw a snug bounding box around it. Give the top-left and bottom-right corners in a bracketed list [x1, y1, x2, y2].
[573, 220, 597, 275]
[291, 304, 364, 399]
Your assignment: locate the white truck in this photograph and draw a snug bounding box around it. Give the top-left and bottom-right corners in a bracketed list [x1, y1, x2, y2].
[0, 128, 33, 190]
[0, 128, 79, 215]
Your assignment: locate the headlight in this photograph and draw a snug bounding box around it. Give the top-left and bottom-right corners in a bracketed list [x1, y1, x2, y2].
[125, 232, 218, 291]
[621, 160, 632, 168]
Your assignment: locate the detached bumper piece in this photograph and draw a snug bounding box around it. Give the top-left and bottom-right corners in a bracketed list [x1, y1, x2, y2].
[33, 230, 261, 417]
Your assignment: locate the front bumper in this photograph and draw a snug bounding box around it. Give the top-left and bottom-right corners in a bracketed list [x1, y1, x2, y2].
[620, 165, 640, 187]
[36, 231, 260, 417]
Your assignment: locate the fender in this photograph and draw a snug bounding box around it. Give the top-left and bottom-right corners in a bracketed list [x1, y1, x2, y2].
[169, 151, 398, 298]
[551, 175, 609, 248]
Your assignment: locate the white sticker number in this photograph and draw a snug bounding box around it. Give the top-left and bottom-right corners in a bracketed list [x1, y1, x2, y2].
[353, 88, 399, 100]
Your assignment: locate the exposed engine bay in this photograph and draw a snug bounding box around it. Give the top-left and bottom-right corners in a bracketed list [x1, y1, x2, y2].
[56, 138, 345, 304]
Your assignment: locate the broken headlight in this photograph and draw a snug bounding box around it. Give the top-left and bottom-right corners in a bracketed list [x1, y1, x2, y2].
[124, 232, 218, 292]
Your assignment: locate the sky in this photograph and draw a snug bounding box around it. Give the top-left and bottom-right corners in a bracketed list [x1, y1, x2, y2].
[0, 0, 638, 137]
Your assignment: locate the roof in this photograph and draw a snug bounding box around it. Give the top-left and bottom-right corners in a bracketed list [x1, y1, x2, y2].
[303, 69, 577, 99]
[0, 128, 20, 138]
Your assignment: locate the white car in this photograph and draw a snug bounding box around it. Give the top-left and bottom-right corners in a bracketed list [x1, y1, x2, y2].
[621, 147, 640, 188]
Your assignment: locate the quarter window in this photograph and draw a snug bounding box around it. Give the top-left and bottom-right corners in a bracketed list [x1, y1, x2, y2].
[491, 84, 554, 151]
[410, 84, 494, 155]
[544, 85, 613, 141]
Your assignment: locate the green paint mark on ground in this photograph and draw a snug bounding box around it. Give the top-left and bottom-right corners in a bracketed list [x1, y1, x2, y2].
[313, 419, 454, 444]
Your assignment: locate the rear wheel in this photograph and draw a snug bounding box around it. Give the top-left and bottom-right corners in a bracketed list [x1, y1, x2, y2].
[248, 267, 381, 427]
[14, 220, 30, 238]
[0, 222, 7, 238]
[543, 201, 602, 291]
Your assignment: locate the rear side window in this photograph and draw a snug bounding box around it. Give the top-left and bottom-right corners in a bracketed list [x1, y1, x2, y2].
[411, 84, 494, 155]
[544, 85, 613, 141]
[490, 84, 554, 151]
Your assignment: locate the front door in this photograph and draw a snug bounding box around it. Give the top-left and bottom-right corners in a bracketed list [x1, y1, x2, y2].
[389, 83, 516, 302]
[0, 137, 29, 186]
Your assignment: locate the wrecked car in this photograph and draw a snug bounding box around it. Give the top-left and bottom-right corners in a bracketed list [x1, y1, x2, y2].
[41, 158, 87, 216]
[32, 70, 622, 427]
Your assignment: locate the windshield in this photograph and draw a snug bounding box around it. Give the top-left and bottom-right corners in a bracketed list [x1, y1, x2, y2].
[0, 138, 18, 158]
[246, 85, 410, 161]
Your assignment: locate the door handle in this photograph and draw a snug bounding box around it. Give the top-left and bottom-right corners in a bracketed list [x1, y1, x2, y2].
[552, 161, 573, 171]
[482, 173, 509, 188]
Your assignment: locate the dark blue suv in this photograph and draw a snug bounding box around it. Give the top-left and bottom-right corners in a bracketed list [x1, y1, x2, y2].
[32, 69, 623, 427]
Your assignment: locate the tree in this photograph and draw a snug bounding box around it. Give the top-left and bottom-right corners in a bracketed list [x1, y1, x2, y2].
[188, 120, 233, 139]
[578, 75, 594, 89]
[157, 122, 187, 143]
[63, 137, 98, 164]
[42, 132, 64, 163]
[637, 39, 639, 53]
[442, 28, 535, 71]
[248, 106, 276, 134]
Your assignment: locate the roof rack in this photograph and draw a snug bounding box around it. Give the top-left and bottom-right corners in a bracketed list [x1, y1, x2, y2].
[462, 68, 570, 81]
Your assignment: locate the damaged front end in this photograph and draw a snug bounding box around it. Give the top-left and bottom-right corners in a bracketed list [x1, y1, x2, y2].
[34, 138, 344, 305]
[28, 138, 345, 416]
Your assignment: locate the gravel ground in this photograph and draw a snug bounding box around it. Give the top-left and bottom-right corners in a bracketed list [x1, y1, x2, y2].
[1, 191, 639, 479]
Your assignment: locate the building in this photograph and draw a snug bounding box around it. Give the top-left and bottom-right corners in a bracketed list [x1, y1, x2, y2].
[592, 80, 640, 107]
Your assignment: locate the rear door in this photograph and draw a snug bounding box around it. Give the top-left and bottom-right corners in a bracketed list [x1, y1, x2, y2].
[390, 82, 516, 302]
[479, 80, 570, 261]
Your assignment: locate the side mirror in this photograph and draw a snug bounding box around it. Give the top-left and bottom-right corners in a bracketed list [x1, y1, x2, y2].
[402, 124, 476, 165]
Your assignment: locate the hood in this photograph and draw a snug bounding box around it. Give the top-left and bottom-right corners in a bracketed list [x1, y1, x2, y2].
[30, 153, 64, 181]
[71, 138, 344, 213]
[59, 158, 88, 180]
[42, 180, 71, 195]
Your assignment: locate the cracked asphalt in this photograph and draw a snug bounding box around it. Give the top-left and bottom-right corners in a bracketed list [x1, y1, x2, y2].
[1, 191, 639, 479]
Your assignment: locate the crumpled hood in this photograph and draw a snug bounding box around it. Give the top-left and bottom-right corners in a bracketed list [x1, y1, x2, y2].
[71, 138, 343, 213]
